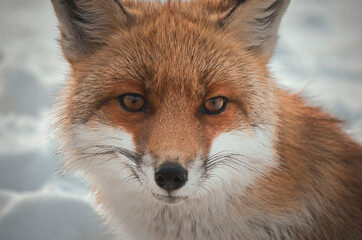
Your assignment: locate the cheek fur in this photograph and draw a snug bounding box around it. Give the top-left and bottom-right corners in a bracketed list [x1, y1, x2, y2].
[206, 126, 278, 190]
[65, 123, 137, 173]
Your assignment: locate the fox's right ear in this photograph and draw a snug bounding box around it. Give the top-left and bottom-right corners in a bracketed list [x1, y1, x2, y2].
[219, 0, 290, 60]
[52, 0, 134, 63]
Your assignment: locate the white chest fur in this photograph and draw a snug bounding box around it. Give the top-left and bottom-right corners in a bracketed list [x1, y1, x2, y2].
[107, 191, 247, 240]
[94, 185, 283, 240]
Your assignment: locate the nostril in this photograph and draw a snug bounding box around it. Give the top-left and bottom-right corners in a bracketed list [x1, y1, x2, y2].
[154, 163, 188, 191]
[156, 175, 164, 183]
[173, 176, 181, 183]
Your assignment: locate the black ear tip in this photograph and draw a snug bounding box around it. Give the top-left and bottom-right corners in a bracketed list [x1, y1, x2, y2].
[52, 0, 132, 62]
[113, 0, 129, 16]
[51, 0, 70, 10]
[234, 0, 248, 5]
[52, 0, 68, 5]
[220, 0, 290, 59]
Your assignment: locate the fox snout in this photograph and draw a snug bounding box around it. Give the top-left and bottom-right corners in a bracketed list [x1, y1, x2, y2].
[154, 163, 188, 192]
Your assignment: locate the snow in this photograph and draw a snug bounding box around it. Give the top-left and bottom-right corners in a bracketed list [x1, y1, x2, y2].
[0, 0, 361, 239]
[0, 190, 116, 240]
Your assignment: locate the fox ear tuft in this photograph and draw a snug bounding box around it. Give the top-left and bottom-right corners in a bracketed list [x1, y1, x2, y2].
[51, 0, 133, 63]
[221, 0, 290, 60]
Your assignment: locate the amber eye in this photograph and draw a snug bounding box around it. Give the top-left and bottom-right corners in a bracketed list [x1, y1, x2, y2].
[201, 96, 228, 115]
[118, 93, 146, 112]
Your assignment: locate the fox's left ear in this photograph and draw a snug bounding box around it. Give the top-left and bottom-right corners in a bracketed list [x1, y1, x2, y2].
[52, 0, 135, 64]
[220, 0, 290, 60]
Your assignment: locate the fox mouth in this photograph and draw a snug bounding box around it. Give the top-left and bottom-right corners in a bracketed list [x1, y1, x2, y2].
[152, 193, 188, 204]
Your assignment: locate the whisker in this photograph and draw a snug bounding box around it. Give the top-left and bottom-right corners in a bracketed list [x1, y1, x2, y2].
[64, 144, 142, 167]
[204, 152, 267, 178]
[119, 174, 136, 187]
[65, 149, 117, 168]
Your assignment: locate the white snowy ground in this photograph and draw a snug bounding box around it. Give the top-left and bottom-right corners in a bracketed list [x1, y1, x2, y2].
[0, 0, 361, 239]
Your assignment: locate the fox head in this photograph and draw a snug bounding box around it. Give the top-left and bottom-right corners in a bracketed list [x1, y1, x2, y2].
[53, 0, 289, 205]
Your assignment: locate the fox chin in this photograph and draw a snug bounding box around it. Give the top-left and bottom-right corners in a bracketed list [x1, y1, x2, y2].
[52, 0, 362, 240]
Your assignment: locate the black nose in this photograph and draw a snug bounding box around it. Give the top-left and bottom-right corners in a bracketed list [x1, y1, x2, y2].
[155, 163, 187, 191]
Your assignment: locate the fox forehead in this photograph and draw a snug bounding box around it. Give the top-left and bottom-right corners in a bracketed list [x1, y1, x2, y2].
[68, 17, 269, 124]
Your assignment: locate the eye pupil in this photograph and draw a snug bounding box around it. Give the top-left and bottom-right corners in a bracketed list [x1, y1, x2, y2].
[202, 96, 227, 115]
[119, 93, 146, 112]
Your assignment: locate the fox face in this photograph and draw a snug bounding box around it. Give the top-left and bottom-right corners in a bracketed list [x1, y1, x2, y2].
[54, 0, 285, 205]
[52, 0, 362, 239]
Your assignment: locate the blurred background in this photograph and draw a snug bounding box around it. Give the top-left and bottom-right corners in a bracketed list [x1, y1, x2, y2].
[0, 0, 361, 239]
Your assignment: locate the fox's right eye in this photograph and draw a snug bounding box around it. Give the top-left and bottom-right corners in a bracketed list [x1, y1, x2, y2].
[201, 96, 228, 115]
[118, 93, 146, 112]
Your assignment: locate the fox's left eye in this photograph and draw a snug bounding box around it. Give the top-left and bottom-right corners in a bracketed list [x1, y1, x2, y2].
[201, 96, 228, 115]
[118, 93, 146, 112]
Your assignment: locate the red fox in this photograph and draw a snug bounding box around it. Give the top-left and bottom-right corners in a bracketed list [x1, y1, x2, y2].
[52, 0, 362, 239]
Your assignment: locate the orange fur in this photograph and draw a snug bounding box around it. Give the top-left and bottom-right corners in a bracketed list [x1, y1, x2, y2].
[53, 1, 362, 239]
